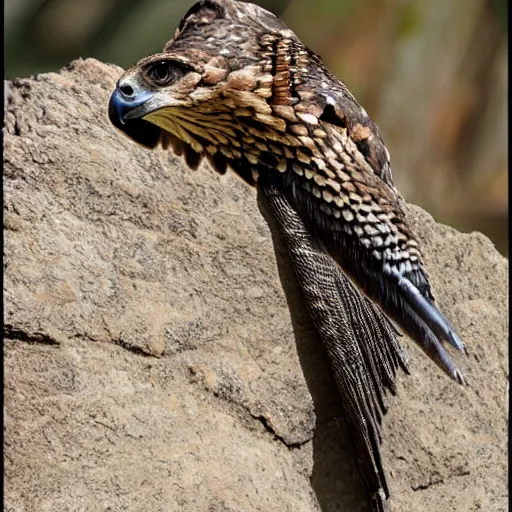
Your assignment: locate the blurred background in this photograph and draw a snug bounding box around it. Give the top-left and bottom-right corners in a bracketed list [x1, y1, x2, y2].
[5, 0, 508, 255]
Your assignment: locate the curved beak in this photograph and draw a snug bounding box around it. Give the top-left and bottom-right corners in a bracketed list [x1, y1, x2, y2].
[108, 86, 162, 149]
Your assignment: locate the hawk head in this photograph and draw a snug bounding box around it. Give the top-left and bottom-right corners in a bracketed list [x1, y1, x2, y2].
[108, 0, 298, 172]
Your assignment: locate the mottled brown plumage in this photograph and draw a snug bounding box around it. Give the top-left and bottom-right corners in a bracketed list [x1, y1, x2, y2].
[108, 1, 467, 509]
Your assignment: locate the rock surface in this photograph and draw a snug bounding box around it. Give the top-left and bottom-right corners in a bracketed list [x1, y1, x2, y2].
[3, 59, 508, 512]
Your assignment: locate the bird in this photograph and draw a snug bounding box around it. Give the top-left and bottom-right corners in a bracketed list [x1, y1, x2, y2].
[108, 1, 467, 509]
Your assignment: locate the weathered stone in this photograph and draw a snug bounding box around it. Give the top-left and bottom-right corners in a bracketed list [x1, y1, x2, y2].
[3, 59, 508, 512]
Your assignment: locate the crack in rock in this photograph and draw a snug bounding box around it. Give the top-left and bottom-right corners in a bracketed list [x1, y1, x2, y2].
[254, 414, 309, 450]
[412, 469, 471, 492]
[3, 325, 61, 345]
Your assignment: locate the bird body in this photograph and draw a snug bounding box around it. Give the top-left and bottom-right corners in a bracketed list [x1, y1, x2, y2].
[108, 1, 467, 509]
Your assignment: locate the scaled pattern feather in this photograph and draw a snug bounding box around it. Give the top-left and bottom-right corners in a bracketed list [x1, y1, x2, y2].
[108, 1, 467, 509]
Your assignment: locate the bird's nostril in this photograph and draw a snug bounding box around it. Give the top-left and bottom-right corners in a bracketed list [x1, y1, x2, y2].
[119, 84, 135, 98]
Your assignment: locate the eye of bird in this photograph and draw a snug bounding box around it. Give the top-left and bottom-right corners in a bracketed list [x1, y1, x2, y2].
[146, 60, 186, 86]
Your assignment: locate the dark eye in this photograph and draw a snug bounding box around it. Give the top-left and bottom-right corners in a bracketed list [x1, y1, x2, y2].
[146, 61, 187, 86]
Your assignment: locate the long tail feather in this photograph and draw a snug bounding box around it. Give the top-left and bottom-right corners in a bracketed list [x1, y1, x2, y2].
[260, 184, 410, 510]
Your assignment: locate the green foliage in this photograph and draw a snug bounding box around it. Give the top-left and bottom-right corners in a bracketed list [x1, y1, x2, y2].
[493, 0, 508, 31]
[397, 3, 420, 39]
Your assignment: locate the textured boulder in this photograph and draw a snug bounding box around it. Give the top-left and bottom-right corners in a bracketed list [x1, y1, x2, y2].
[3, 59, 508, 512]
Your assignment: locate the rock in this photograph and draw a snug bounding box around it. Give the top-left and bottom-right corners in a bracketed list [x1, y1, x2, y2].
[3, 58, 508, 512]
